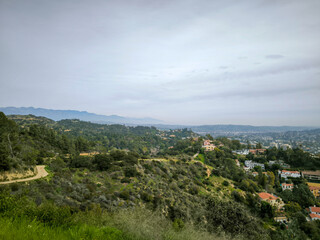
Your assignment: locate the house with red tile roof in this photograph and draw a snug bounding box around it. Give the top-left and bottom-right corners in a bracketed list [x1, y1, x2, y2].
[202, 140, 217, 151]
[309, 214, 320, 221]
[309, 206, 320, 215]
[258, 192, 284, 209]
[249, 149, 266, 155]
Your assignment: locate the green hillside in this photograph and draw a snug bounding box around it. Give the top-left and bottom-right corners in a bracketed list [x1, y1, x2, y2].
[1, 112, 320, 239]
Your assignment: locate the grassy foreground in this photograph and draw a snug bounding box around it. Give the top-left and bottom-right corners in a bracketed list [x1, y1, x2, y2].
[0, 191, 230, 240]
[0, 210, 229, 240]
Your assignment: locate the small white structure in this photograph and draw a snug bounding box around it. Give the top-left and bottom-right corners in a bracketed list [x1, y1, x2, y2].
[245, 160, 265, 170]
[281, 183, 294, 191]
[233, 149, 249, 155]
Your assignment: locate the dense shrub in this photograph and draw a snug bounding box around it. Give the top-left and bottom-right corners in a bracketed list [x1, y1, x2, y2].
[205, 197, 269, 240]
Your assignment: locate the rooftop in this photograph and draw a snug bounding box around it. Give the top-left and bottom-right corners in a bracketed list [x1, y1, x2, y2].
[310, 207, 320, 213]
[310, 214, 320, 219]
[302, 171, 320, 176]
[258, 192, 278, 200]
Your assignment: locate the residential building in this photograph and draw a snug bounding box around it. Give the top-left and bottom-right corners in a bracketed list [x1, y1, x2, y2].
[245, 160, 265, 170]
[274, 216, 288, 224]
[279, 170, 301, 179]
[302, 171, 320, 181]
[203, 140, 213, 146]
[281, 183, 294, 191]
[258, 192, 284, 209]
[309, 214, 320, 221]
[202, 144, 216, 151]
[243, 166, 250, 172]
[307, 183, 320, 198]
[309, 206, 320, 215]
[249, 149, 266, 155]
[232, 149, 249, 155]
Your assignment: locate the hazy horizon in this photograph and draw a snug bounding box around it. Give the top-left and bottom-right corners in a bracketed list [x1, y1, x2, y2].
[1, 0, 319, 126]
[2, 105, 320, 128]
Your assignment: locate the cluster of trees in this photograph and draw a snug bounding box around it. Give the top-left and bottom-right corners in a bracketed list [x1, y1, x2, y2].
[56, 119, 194, 155]
[262, 147, 320, 169]
[69, 150, 139, 172]
[0, 112, 197, 171]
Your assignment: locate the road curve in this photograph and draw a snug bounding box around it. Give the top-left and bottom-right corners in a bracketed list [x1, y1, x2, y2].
[0, 165, 48, 185]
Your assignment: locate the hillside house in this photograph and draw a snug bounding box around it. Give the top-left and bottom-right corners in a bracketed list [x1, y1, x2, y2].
[307, 183, 320, 198]
[309, 214, 320, 221]
[274, 216, 288, 224]
[308, 206, 320, 215]
[202, 144, 216, 151]
[302, 171, 320, 181]
[232, 149, 249, 155]
[249, 149, 266, 155]
[203, 140, 213, 146]
[245, 160, 265, 170]
[281, 183, 294, 191]
[279, 170, 301, 179]
[258, 192, 284, 209]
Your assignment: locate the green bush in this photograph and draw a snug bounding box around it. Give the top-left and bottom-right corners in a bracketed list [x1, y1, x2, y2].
[222, 181, 229, 186]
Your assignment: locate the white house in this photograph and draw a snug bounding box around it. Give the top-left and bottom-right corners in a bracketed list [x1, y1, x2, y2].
[281, 183, 294, 191]
[279, 170, 301, 179]
[245, 160, 265, 170]
[233, 149, 249, 155]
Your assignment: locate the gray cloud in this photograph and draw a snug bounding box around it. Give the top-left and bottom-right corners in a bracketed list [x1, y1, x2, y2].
[265, 55, 285, 59]
[0, 0, 319, 125]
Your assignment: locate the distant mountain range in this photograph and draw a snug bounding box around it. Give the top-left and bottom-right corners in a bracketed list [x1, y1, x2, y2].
[0, 107, 163, 125]
[1, 107, 318, 135]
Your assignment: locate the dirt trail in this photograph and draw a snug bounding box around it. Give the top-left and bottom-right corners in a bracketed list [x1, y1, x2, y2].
[0, 165, 48, 185]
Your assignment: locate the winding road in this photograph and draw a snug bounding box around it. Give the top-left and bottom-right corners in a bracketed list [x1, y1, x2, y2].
[0, 165, 49, 185]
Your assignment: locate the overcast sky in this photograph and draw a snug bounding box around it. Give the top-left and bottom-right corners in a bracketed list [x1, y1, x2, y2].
[1, 0, 319, 126]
